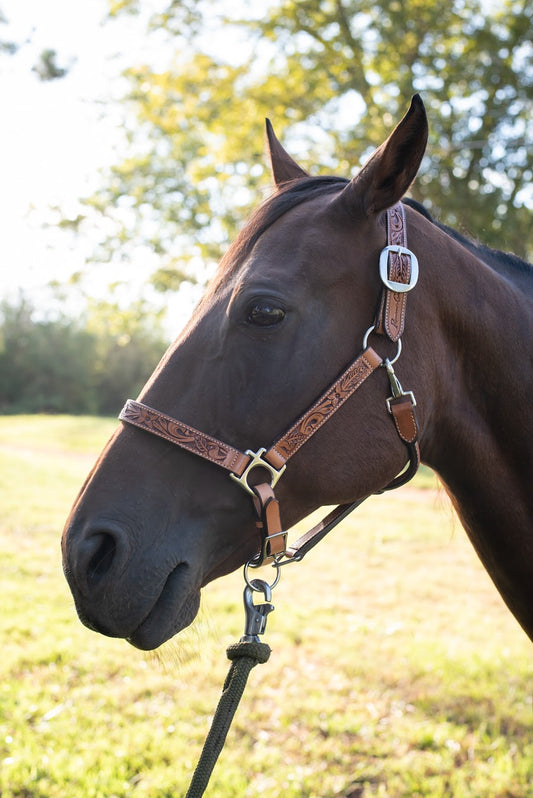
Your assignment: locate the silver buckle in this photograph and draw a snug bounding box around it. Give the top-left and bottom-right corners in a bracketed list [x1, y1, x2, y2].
[379, 245, 419, 293]
[230, 447, 286, 496]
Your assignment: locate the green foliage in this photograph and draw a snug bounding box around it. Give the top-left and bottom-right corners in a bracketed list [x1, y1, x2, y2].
[1, 416, 532, 796]
[79, 0, 532, 289]
[0, 298, 97, 414]
[0, 5, 18, 56]
[0, 7, 70, 75]
[32, 48, 69, 81]
[0, 296, 167, 415]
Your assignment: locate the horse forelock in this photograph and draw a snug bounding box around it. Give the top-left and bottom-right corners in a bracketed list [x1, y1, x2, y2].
[204, 176, 350, 299]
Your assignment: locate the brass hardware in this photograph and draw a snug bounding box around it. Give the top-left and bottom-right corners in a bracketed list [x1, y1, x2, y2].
[230, 447, 286, 496]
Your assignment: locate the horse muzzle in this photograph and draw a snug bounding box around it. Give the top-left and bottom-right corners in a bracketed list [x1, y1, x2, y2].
[62, 513, 205, 649]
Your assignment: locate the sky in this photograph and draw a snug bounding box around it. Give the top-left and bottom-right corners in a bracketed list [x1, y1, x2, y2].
[0, 0, 192, 326]
[1, 1, 114, 290]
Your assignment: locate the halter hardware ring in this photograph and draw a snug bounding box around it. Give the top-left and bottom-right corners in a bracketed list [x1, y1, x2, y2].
[379, 245, 419, 293]
[244, 560, 281, 591]
[230, 447, 286, 496]
[363, 326, 402, 365]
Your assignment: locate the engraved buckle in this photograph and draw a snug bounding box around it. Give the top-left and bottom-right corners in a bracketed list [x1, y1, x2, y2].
[379, 245, 419, 293]
[230, 447, 286, 496]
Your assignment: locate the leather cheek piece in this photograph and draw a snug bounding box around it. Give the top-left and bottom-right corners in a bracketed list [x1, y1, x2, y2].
[374, 203, 410, 343]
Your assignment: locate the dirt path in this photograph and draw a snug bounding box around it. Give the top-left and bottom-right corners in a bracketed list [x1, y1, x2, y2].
[0, 442, 97, 466]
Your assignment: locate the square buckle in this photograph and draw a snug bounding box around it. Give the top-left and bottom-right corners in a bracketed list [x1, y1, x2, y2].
[230, 447, 286, 496]
[379, 245, 419, 293]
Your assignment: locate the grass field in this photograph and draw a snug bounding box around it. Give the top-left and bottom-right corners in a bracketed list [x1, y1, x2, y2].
[0, 415, 531, 798]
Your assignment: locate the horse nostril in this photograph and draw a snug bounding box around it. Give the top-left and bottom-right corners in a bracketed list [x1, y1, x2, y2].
[86, 533, 117, 582]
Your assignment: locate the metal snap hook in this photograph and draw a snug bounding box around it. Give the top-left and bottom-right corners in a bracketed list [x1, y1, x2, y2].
[241, 578, 275, 641]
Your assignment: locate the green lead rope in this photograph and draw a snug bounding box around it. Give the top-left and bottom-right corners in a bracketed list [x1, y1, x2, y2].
[184, 639, 272, 798]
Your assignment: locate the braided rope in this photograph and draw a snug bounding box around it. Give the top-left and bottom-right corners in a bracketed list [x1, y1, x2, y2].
[184, 640, 271, 798]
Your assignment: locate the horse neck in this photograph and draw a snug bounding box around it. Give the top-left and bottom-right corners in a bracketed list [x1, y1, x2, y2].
[410, 211, 533, 640]
[418, 224, 533, 484]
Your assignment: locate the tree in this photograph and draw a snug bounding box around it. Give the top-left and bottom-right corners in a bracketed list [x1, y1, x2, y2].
[83, 295, 169, 415]
[31, 48, 69, 81]
[0, 296, 167, 415]
[0, 298, 98, 413]
[76, 0, 531, 293]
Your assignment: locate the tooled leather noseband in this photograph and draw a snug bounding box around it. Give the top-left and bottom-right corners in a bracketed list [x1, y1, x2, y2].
[119, 203, 420, 567]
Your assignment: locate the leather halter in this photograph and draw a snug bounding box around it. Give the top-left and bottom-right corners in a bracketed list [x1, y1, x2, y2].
[119, 203, 420, 566]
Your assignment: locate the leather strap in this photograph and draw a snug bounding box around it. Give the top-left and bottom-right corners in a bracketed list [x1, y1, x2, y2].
[375, 203, 411, 342]
[284, 500, 366, 561]
[389, 394, 419, 444]
[119, 400, 250, 476]
[264, 346, 382, 468]
[251, 483, 287, 564]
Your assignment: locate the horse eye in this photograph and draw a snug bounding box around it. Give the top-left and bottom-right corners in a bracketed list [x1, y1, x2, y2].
[247, 301, 286, 327]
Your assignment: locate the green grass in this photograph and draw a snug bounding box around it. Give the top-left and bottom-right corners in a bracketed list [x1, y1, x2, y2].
[0, 415, 531, 797]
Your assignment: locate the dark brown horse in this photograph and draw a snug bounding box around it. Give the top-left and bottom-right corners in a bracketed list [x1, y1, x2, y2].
[62, 95, 533, 651]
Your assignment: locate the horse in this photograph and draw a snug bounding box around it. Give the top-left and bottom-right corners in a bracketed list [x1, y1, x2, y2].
[62, 95, 533, 652]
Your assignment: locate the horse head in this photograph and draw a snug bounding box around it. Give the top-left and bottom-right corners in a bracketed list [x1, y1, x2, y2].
[62, 97, 432, 649]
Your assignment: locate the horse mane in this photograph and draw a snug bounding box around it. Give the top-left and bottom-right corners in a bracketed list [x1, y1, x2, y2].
[403, 197, 532, 274]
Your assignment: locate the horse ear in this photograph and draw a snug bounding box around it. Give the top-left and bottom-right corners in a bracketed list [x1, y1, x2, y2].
[340, 94, 428, 215]
[265, 118, 309, 187]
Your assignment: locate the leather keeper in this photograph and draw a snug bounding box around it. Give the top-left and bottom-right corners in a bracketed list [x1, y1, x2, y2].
[389, 395, 419, 444]
[252, 483, 286, 560]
